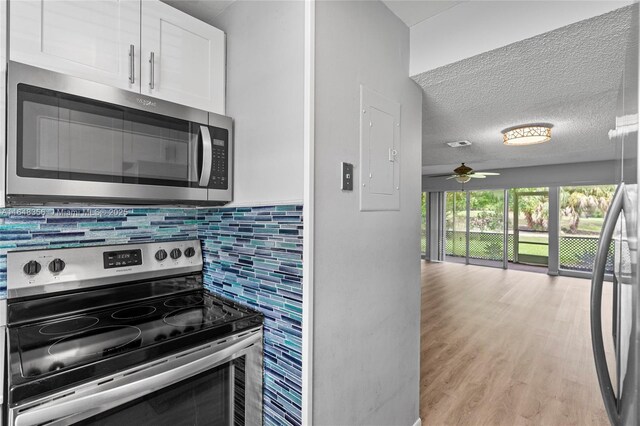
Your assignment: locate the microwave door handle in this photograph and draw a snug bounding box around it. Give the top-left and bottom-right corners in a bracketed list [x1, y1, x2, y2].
[591, 182, 624, 426]
[199, 126, 213, 187]
[14, 331, 261, 426]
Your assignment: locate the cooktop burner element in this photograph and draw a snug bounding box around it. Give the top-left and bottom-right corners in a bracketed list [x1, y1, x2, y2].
[39, 316, 100, 335]
[112, 306, 157, 320]
[9, 287, 260, 401]
[163, 294, 204, 308]
[163, 305, 232, 327]
[48, 325, 142, 358]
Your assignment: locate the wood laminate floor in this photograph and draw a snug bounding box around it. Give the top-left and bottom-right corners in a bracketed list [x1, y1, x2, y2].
[420, 261, 615, 425]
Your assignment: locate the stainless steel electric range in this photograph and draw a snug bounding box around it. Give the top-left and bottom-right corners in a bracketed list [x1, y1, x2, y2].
[4, 240, 263, 426]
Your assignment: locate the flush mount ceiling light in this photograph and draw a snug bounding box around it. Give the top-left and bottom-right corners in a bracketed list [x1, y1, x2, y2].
[502, 124, 553, 146]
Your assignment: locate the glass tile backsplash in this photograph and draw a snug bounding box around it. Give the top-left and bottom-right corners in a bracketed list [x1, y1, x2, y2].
[199, 205, 303, 426]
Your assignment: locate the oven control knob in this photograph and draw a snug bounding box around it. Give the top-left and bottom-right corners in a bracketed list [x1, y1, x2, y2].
[184, 247, 196, 258]
[170, 248, 182, 260]
[155, 249, 167, 262]
[23, 260, 41, 276]
[48, 258, 66, 273]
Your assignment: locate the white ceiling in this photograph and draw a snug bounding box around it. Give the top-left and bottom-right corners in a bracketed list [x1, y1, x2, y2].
[381, 0, 464, 27]
[414, 5, 634, 176]
[168, 0, 465, 27]
[161, 0, 235, 24]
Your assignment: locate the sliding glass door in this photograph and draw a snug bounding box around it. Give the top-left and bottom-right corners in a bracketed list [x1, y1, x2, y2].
[445, 192, 466, 263]
[421, 193, 428, 258]
[444, 190, 505, 267]
[559, 185, 615, 274]
[442, 188, 551, 269]
[468, 190, 505, 267]
[512, 188, 549, 266]
[436, 184, 616, 276]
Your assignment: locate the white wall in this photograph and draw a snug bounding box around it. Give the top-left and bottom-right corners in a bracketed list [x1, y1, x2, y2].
[0, 0, 5, 205]
[422, 160, 625, 192]
[211, 1, 304, 206]
[314, 1, 422, 424]
[410, 1, 633, 75]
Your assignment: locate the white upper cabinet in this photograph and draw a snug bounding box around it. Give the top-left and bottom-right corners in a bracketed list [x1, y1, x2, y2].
[10, 0, 141, 92]
[9, 0, 226, 113]
[141, 1, 225, 114]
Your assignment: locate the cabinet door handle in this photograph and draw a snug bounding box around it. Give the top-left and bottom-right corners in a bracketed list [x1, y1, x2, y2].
[149, 52, 155, 90]
[128, 45, 135, 84]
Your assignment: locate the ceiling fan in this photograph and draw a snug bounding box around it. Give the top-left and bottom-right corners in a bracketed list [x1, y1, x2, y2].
[437, 163, 500, 184]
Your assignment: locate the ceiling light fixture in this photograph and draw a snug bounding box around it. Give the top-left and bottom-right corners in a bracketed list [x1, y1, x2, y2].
[455, 175, 471, 184]
[502, 124, 553, 146]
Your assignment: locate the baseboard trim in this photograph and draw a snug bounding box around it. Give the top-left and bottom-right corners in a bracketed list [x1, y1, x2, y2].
[412, 417, 422, 426]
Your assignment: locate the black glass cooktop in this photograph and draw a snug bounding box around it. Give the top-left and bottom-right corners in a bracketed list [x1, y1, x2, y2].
[7, 276, 262, 405]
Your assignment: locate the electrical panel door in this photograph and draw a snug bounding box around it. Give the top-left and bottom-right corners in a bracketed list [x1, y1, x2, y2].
[360, 85, 401, 211]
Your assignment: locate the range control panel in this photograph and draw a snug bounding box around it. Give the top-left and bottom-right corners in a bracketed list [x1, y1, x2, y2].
[103, 249, 143, 269]
[7, 240, 203, 299]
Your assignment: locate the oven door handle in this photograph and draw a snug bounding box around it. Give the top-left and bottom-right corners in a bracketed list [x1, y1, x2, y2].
[14, 331, 261, 426]
[199, 126, 213, 187]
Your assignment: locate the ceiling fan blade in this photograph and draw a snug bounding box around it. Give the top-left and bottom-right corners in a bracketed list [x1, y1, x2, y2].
[475, 172, 500, 176]
[469, 174, 486, 178]
[445, 175, 458, 180]
[429, 173, 456, 178]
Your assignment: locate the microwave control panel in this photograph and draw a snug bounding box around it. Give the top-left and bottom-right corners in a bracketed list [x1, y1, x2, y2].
[210, 136, 228, 190]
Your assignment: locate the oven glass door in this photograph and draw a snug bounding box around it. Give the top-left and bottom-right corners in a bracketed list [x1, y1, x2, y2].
[77, 358, 245, 426]
[17, 83, 214, 189]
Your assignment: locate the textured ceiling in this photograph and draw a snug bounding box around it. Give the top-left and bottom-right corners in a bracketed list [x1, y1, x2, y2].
[414, 6, 634, 175]
[381, 0, 464, 27]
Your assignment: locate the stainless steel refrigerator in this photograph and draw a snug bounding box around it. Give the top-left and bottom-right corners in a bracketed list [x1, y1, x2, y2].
[592, 4, 640, 425]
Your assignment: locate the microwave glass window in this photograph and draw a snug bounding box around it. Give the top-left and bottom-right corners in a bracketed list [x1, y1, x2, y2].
[16, 84, 224, 189]
[126, 110, 195, 182]
[21, 95, 127, 177]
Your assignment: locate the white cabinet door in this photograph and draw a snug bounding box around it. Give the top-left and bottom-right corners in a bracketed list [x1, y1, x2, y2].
[10, 0, 141, 92]
[141, 0, 225, 113]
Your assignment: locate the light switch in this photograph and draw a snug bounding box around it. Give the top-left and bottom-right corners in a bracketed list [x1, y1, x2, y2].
[341, 162, 353, 191]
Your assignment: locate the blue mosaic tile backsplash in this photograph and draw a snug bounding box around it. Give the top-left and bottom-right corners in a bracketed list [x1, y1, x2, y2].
[198, 205, 303, 426]
[0, 205, 304, 426]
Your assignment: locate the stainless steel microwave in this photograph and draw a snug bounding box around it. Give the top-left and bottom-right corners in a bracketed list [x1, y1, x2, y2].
[5, 62, 233, 206]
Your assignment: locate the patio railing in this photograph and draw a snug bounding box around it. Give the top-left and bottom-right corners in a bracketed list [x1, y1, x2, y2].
[445, 230, 505, 262]
[559, 235, 614, 274]
[445, 230, 614, 273]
